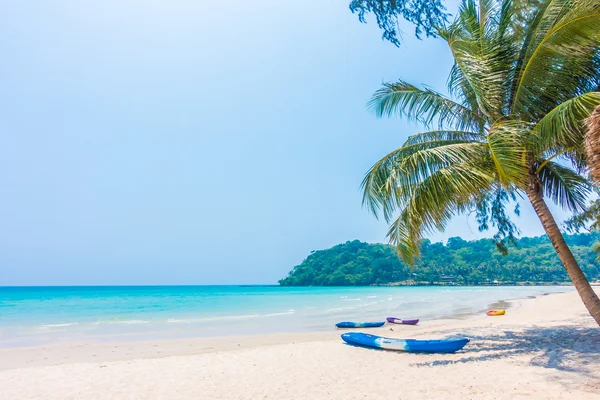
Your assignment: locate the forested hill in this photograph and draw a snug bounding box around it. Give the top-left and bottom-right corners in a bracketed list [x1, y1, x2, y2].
[279, 233, 600, 286]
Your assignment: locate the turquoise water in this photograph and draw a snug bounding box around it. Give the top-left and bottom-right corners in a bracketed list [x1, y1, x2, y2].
[0, 285, 572, 347]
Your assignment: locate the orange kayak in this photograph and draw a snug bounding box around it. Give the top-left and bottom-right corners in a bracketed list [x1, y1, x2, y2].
[487, 309, 506, 316]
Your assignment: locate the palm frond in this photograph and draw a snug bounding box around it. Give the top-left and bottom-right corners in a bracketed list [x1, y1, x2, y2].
[486, 121, 529, 186]
[511, 1, 600, 118]
[497, 0, 516, 40]
[508, 0, 564, 111]
[532, 92, 600, 156]
[402, 129, 485, 145]
[368, 80, 485, 130]
[361, 138, 489, 222]
[448, 38, 514, 120]
[443, 0, 516, 120]
[447, 62, 482, 116]
[385, 162, 495, 263]
[537, 161, 592, 212]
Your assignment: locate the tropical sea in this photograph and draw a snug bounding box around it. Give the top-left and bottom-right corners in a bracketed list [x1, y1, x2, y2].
[0, 285, 572, 347]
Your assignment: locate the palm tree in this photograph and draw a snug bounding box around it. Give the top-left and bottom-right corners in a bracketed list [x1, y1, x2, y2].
[362, 0, 600, 324]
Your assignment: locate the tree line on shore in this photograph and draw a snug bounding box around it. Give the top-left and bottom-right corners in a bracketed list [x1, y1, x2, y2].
[279, 233, 600, 286]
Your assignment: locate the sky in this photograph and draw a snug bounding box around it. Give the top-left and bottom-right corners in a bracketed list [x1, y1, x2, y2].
[0, 0, 575, 285]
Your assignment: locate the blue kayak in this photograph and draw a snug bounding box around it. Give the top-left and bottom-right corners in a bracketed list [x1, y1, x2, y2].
[336, 321, 385, 328]
[341, 332, 469, 353]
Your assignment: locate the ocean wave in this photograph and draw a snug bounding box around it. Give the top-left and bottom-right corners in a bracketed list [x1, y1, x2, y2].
[112, 320, 151, 324]
[263, 310, 295, 317]
[367, 295, 377, 299]
[95, 319, 151, 325]
[167, 310, 295, 323]
[166, 318, 202, 324]
[167, 314, 261, 323]
[40, 323, 79, 327]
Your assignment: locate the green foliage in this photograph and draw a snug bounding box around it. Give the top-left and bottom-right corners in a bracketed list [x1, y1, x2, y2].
[362, 0, 600, 263]
[347, 0, 549, 47]
[348, 0, 448, 46]
[279, 233, 600, 286]
[564, 197, 600, 261]
[564, 196, 600, 233]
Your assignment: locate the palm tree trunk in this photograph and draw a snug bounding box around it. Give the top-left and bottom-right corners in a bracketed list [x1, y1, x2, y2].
[527, 174, 600, 325]
[585, 105, 600, 185]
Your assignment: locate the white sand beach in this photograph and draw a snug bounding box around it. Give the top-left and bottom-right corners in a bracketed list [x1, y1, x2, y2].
[1, 289, 599, 400]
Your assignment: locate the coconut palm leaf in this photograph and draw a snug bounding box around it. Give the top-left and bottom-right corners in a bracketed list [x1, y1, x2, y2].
[511, 1, 600, 118]
[368, 80, 485, 130]
[509, 0, 570, 106]
[537, 161, 591, 212]
[385, 162, 496, 263]
[486, 121, 528, 186]
[447, 62, 480, 113]
[533, 92, 600, 155]
[402, 129, 485, 145]
[448, 40, 510, 119]
[361, 138, 489, 222]
[443, 0, 516, 120]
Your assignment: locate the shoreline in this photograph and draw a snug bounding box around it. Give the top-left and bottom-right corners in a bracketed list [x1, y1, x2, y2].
[0, 288, 581, 369]
[1, 285, 571, 350]
[0, 289, 598, 399]
[2, 282, 593, 288]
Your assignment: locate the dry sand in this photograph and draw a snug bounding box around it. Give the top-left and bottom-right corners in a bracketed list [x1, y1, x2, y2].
[1, 289, 598, 400]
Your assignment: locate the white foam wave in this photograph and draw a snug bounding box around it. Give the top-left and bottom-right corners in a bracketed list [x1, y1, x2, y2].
[95, 320, 150, 325]
[263, 310, 295, 317]
[167, 314, 261, 323]
[166, 318, 197, 324]
[111, 320, 150, 324]
[40, 323, 79, 328]
[167, 310, 295, 323]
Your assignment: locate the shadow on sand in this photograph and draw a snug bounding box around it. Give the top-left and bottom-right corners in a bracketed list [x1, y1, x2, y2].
[411, 323, 600, 377]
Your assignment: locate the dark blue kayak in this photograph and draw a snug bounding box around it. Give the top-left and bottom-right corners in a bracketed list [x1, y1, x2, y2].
[341, 332, 469, 353]
[335, 321, 385, 328]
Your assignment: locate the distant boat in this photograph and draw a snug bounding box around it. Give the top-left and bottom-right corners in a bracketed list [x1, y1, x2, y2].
[386, 317, 419, 325]
[487, 309, 506, 316]
[341, 332, 469, 353]
[335, 321, 385, 328]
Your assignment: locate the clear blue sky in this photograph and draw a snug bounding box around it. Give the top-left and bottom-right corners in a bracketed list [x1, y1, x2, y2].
[0, 0, 571, 285]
